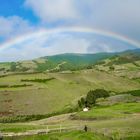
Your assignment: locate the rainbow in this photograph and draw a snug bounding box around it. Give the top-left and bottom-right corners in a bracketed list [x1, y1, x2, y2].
[0, 27, 140, 51]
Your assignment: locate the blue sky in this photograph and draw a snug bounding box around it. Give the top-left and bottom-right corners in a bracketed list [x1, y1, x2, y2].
[0, 0, 39, 23]
[0, 0, 140, 61]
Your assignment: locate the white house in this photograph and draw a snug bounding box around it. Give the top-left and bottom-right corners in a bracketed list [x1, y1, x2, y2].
[83, 107, 89, 112]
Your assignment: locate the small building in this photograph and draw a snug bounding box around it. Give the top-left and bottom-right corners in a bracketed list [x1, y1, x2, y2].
[83, 107, 89, 112]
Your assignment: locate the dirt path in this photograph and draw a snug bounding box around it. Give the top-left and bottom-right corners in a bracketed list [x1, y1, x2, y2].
[2, 125, 82, 137]
[32, 113, 76, 125]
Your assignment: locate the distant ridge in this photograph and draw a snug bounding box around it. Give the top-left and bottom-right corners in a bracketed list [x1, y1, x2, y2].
[0, 49, 140, 74]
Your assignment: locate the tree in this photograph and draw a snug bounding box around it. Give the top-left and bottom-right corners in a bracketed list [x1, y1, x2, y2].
[85, 89, 110, 107]
[86, 90, 96, 107]
[78, 100, 82, 108]
[78, 97, 86, 108]
[93, 89, 110, 98]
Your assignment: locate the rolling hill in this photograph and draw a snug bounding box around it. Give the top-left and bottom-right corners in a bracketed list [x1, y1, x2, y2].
[0, 52, 116, 74]
[0, 49, 140, 140]
[0, 49, 140, 117]
[0, 49, 140, 75]
[94, 49, 140, 80]
[0, 69, 140, 116]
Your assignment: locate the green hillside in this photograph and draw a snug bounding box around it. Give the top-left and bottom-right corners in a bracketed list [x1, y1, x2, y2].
[0, 49, 140, 116]
[0, 52, 115, 74]
[0, 49, 140, 140]
[0, 69, 140, 117]
[94, 49, 140, 80]
[0, 49, 140, 74]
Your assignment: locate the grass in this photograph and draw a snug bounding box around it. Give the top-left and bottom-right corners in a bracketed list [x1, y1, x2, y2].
[86, 116, 140, 140]
[97, 94, 139, 106]
[132, 78, 140, 83]
[0, 124, 46, 133]
[74, 102, 140, 120]
[3, 131, 109, 140]
[0, 102, 140, 139]
[0, 70, 140, 116]
[0, 52, 140, 139]
[94, 55, 140, 81]
[0, 107, 78, 123]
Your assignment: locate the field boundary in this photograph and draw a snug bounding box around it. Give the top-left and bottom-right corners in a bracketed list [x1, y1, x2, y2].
[1, 124, 83, 138]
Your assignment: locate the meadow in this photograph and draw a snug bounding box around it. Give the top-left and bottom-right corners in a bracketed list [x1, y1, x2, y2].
[1, 102, 140, 140]
[0, 70, 140, 116]
[3, 131, 110, 140]
[0, 55, 140, 139]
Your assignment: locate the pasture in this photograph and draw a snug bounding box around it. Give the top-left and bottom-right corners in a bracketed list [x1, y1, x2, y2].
[0, 70, 140, 115]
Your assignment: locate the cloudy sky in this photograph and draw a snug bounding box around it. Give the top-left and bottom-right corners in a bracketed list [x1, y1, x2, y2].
[0, 0, 140, 61]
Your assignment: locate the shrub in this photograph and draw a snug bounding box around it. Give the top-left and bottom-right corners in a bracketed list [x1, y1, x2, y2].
[78, 97, 86, 108]
[109, 66, 115, 70]
[78, 89, 110, 108]
[21, 78, 55, 83]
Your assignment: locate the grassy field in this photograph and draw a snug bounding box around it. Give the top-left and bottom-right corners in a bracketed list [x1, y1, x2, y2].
[0, 124, 46, 133]
[94, 58, 140, 80]
[0, 66, 140, 139]
[0, 70, 140, 116]
[0, 44, 140, 140]
[1, 102, 140, 139]
[74, 102, 140, 120]
[3, 131, 110, 140]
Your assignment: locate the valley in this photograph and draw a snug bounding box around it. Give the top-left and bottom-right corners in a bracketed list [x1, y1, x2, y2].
[0, 50, 140, 140]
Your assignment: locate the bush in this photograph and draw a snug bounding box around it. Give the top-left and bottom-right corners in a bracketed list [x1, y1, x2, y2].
[21, 78, 55, 83]
[78, 89, 110, 108]
[109, 66, 115, 70]
[78, 97, 86, 108]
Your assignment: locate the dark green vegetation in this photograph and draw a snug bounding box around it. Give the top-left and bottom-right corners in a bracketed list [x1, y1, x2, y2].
[120, 89, 140, 97]
[0, 84, 32, 88]
[21, 77, 55, 83]
[43, 53, 115, 71]
[0, 52, 116, 74]
[78, 89, 110, 108]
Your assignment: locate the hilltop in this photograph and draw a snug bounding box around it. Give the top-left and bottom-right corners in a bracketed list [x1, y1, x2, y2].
[0, 52, 116, 74]
[0, 49, 140, 75]
[94, 49, 140, 80]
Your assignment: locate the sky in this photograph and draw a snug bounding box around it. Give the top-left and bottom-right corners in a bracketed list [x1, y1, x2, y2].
[0, 0, 140, 61]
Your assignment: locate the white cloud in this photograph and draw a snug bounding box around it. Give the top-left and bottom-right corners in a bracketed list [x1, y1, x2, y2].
[25, 0, 79, 22]
[0, 30, 136, 62]
[24, 0, 140, 42]
[0, 16, 35, 41]
[1, 0, 140, 61]
[46, 37, 90, 55]
[0, 33, 90, 62]
[89, 1, 140, 32]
